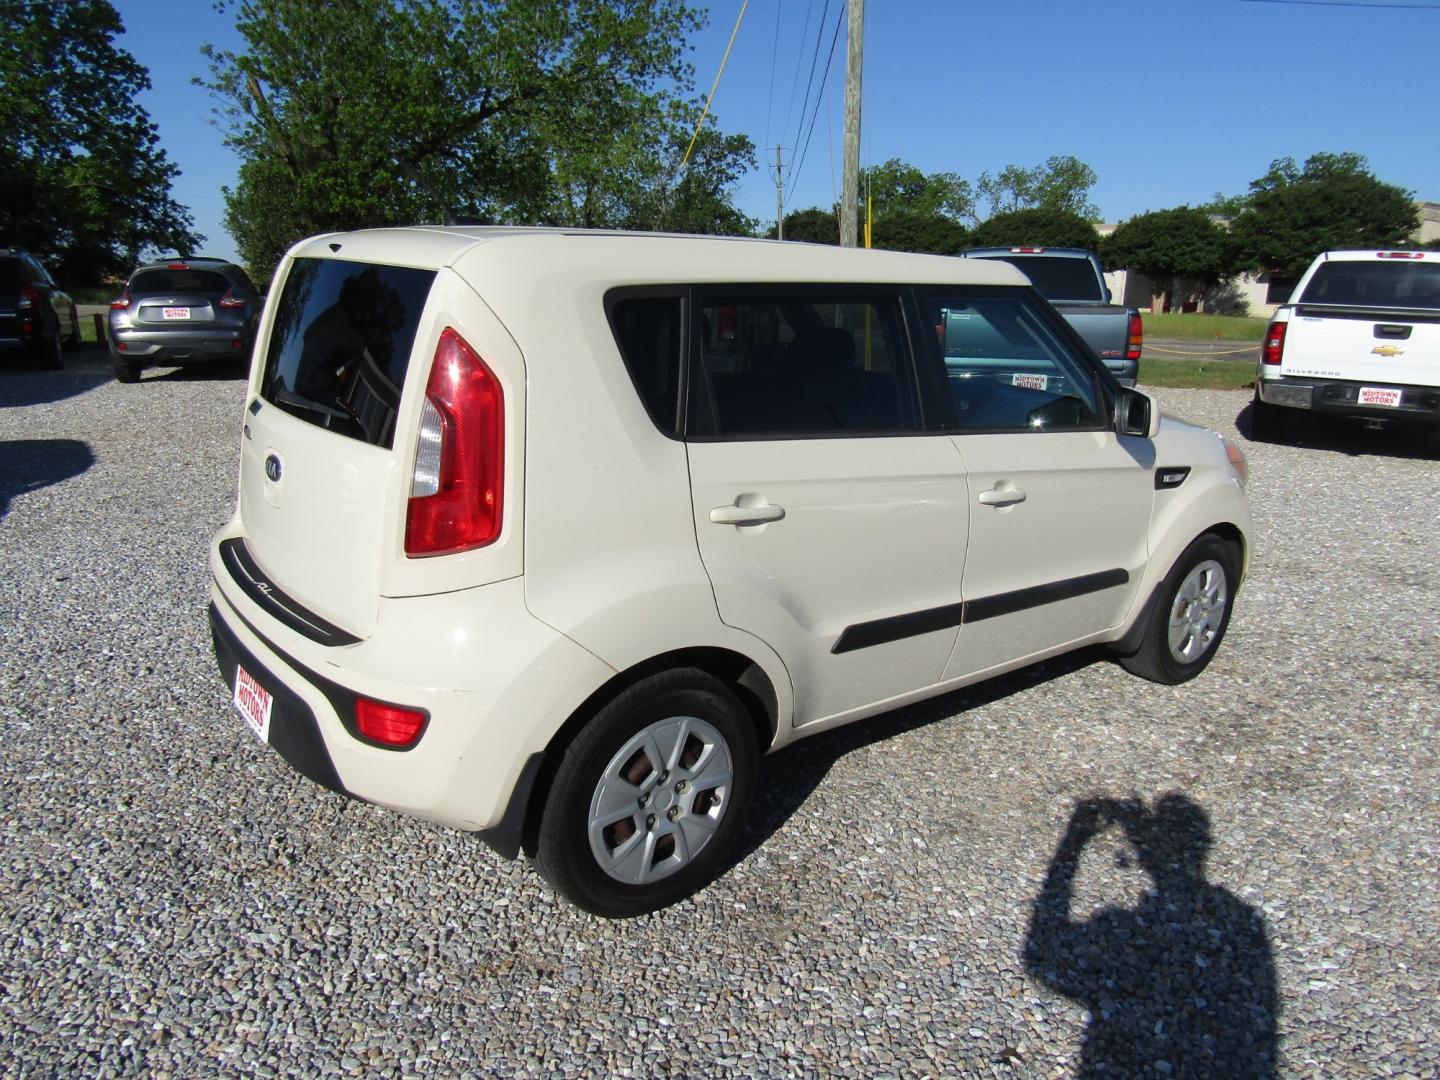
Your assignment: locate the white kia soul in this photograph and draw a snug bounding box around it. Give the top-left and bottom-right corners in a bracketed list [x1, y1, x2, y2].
[209, 228, 1252, 916]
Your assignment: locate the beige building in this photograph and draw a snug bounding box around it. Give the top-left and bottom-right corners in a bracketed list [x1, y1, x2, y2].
[1099, 200, 1438, 318]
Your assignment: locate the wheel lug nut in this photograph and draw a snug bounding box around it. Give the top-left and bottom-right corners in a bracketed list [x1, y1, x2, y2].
[667, 807, 680, 821]
[646, 814, 656, 829]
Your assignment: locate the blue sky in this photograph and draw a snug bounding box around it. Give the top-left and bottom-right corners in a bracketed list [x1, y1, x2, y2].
[115, 0, 1440, 264]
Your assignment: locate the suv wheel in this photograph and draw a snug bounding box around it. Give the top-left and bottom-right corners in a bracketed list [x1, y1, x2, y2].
[1118, 534, 1237, 685]
[63, 311, 81, 352]
[39, 321, 63, 370]
[536, 668, 758, 917]
[111, 351, 141, 383]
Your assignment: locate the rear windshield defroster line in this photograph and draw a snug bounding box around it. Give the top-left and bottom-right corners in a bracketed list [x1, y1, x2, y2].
[261, 258, 437, 448]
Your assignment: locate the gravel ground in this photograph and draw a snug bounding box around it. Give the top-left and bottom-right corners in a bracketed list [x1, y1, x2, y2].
[2, 349, 1437, 1078]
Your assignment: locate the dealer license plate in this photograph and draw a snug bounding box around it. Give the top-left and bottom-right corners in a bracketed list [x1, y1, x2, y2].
[1013, 373, 1048, 391]
[1358, 386, 1402, 408]
[162, 307, 190, 320]
[233, 663, 273, 742]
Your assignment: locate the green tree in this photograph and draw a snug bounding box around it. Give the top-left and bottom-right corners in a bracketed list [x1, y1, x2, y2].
[1229, 152, 1418, 277]
[203, 0, 731, 281]
[970, 207, 1099, 251]
[771, 208, 839, 244]
[977, 155, 1100, 220]
[1102, 207, 1231, 312]
[642, 127, 758, 236]
[860, 158, 974, 223]
[0, 0, 200, 282]
[869, 210, 968, 255]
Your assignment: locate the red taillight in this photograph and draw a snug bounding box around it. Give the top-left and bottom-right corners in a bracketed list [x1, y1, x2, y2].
[1126, 312, 1143, 361]
[167, 261, 189, 270]
[110, 292, 131, 310]
[1262, 321, 1287, 366]
[1377, 251, 1424, 259]
[405, 327, 504, 557]
[355, 698, 427, 748]
[17, 285, 41, 310]
[218, 288, 245, 309]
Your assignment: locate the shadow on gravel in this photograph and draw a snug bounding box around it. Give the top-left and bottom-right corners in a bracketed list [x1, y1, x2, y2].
[1025, 793, 1278, 1078]
[0, 346, 113, 408]
[1237, 401, 1440, 459]
[0, 438, 96, 521]
[147, 363, 249, 383]
[731, 648, 1100, 868]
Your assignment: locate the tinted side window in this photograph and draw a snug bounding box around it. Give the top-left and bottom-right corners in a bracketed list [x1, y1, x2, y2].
[261, 258, 436, 448]
[919, 290, 1103, 432]
[608, 294, 683, 434]
[691, 292, 918, 436]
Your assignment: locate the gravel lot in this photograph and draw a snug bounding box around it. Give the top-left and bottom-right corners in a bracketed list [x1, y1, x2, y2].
[2, 348, 1437, 1078]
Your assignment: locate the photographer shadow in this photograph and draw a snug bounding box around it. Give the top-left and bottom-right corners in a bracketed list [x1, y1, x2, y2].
[1025, 793, 1278, 1078]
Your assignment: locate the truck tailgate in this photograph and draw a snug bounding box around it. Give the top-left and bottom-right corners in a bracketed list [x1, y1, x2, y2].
[1282, 308, 1440, 388]
[1051, 303, 1134, 364]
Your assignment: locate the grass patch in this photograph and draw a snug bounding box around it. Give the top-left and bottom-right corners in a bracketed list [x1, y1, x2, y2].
[75, 314, 107, 346]
[1142, 312, 1267, 341]
[1139, 359, 1255, 390]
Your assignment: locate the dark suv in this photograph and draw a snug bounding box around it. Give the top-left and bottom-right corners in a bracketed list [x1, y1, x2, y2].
[108, 257, 260, 382]
[1, 249, 78, 371]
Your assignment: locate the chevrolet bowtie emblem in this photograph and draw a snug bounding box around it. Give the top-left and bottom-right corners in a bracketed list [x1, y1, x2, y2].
[1372, 345, 1405, 357]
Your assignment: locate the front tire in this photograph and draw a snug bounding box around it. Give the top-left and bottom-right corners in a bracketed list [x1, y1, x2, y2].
[536, 668, 758, 917]
[1119, 534, 1238, 685]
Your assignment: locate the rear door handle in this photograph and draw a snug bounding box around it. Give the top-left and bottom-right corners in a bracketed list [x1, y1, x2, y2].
[977, 488, 1026, 507]
[709, 503, 786, 526]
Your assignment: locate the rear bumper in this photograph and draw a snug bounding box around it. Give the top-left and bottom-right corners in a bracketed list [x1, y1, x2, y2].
[1257, 374, 1440, 424]
[111, 325, 250, 363]
[207, 527, 616, 854]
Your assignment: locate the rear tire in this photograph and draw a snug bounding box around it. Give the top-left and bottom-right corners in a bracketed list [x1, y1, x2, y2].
[1119, 534, 1238, 685]
[39, 321, 63, 370]
[63, 311, 81, 352]
[536, 668, 758, 917]
[1248, 388, 1285, 443]
[111, 351, 141, 383]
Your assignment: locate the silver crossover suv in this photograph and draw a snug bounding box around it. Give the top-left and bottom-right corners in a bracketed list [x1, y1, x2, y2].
[108, 257, 259, 382]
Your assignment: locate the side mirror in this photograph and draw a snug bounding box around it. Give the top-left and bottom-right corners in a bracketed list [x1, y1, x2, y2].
[1104, 285, 1113, 302]
[1115, 388, 1161, 439]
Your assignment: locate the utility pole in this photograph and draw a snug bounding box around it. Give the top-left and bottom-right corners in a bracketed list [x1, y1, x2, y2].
[839, 0, 863, 248]
[773, 144, 786, 240]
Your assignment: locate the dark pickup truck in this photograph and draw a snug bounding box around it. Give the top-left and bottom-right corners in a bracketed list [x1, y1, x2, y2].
[960, 247, 1142, 385]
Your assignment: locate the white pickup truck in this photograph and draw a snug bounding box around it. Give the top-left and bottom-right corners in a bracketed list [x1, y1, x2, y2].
[1251, 249, 1440, 441]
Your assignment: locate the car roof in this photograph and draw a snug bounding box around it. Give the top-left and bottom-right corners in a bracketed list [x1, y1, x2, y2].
[1314, 249, 1434, 262]
[961, 247, 1095, 258]
[285, 226, 1031, 288]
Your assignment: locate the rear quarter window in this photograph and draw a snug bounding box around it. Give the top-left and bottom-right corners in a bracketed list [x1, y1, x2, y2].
[260, 258, 436, 448]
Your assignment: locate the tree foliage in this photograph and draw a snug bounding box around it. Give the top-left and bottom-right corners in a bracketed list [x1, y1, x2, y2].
[860, 158, 974, 223]
[0, 0, 200, 282]
[772, 208, 838, 244]
[977, 155, 1099, 221]
[1102, 207, 1231, 309]
[869, 210, 968, 255]
[970, 207, 1099, 251]
[1228, 152, 1418, 277]
[203, 0, 753, 280]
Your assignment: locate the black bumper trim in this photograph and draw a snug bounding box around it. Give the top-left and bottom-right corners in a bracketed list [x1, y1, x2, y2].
[209, 601, 347, 794]
[218, 538, 361, 646]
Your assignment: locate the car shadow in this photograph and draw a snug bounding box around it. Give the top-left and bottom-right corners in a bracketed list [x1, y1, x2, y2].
[728, 648, 1102, 869]
[0, 345, 113, 407]
[1236, 401, 1439, 459]
[0, 438, 96, 521]
[1023, 792, 1278, 1077]
[146, 364, 249, 383]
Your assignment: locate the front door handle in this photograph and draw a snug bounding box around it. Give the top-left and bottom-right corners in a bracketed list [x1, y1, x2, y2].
[977, 488, 1026, 507]
[709, 503, 786, 526]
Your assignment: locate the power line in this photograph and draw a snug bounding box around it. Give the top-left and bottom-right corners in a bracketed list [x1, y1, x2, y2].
[779, 0, 815, 143]
[763, 0, 782, 148]
[786, 3, 844, 203]
[787, 0, 832, 177]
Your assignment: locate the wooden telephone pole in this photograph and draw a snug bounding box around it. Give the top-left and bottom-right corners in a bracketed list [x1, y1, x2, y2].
[839, 0, 863, 248]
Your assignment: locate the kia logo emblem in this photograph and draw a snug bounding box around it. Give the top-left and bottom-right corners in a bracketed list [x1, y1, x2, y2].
[264, 454, 282, 483]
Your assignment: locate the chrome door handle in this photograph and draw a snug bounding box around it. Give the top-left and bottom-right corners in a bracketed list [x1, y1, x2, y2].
[977, 488, 1026, 507]
[709, 503, 786, 526]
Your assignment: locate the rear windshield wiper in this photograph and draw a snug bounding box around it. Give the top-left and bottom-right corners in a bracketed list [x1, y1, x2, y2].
[271, 387, 350, 421]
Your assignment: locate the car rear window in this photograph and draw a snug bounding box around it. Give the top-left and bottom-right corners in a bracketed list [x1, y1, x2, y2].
[0, 258, 28, 288]
[977, 256, 1104, 302]
[129, 268, 232, 295]
[1298, 260, 1440, 310]
[260, 258, 436, 449]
